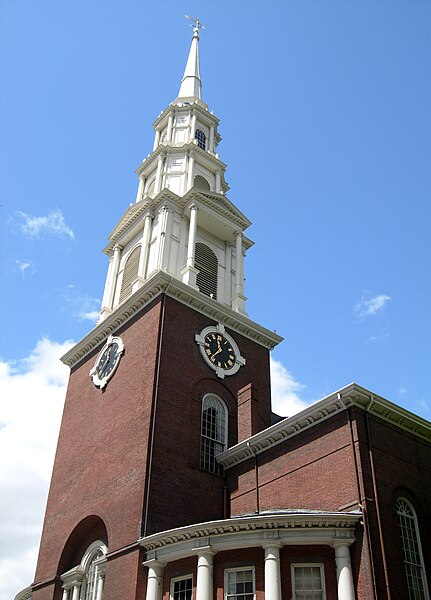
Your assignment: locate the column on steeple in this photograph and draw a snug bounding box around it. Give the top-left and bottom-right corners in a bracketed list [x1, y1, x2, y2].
[232, 231, 247, 314]
[181, 203, 199, 288]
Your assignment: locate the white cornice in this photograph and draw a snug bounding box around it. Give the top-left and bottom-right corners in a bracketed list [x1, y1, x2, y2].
[14, 587, 32, 600]
[139, 511, 360, 563]
[103, 188, 252, 254]
[153, 102, 219, 130]
[218, 383, 431, 469]
[136, 141, 227, 178]
[61, 271, 283, 368]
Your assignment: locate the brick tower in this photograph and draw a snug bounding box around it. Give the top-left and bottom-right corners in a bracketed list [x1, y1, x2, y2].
[29, 19, 282, 600]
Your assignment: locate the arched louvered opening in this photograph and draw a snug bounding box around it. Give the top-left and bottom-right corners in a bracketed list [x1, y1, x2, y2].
[194, 175, 210, 190]
[119, 246, 141, 304]
[195, 129, 206, 150]
[195, 242, 218, 300]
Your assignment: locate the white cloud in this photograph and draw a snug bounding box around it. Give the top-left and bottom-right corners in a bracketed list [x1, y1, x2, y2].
[355, 293, 391, 317]
[79, 310, 100, 322]
[17, 208, 75, 240]
[61, 287, 100, 322]
[15, 260, 34, 274]
[0, 338, 73, 600]
[270, 356, 311, 417]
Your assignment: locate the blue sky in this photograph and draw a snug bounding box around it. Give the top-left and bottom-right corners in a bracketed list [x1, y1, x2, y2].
[1, 0, 431, 596]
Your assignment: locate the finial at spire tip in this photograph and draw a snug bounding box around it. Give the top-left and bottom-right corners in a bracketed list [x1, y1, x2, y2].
[185, 15, 205, 35]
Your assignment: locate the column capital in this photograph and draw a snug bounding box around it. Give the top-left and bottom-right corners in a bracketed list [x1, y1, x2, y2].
[262, 541, 283, 551]
[113, 244, 123, 253]
[192, 545, 217, 558]
[331, 536, 355, 549]
[143, 558, 167, 570]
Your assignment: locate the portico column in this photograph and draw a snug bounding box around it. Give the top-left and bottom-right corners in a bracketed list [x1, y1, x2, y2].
[138, 213, 153, 281]
[95, 570, 105, 600]
[195, 547, 216, 600]
[181, 203, 199, 288]
[263, 545, 282, 600]
[155, 153, 165, 194]
[71, 582, 82, 600]
[143, 559, 165, 600]
[61, 588, 71, 600]
[333, 542, 355, 600]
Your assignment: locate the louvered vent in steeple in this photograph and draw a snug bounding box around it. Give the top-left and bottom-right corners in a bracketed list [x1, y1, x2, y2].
[119, 246, 141, 304]
[195, 242, 217, 300]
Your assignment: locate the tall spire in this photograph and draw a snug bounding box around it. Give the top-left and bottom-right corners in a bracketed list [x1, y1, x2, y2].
[178, 16, 204, 100]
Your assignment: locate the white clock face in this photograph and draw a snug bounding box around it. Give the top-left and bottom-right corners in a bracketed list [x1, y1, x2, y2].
[195, 324, 245, 379]
[90, 335, 124, 389]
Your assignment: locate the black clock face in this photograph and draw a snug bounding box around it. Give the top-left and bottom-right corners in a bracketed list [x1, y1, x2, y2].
[204, 332, 236, 370]
[96, 342, 120, 379]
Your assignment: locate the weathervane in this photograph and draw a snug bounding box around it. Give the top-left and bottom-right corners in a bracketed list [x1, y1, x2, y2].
[185, 15, 205, 33]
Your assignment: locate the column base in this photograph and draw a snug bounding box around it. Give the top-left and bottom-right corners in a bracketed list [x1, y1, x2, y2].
[181, 265, 199, 289]
[231, 293, 248, 315]
[98, 307, 112, 322]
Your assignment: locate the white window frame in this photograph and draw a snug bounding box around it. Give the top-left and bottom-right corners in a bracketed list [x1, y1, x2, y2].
[291, 563, 326, 600]
[396, 497, 430, 600]
[170, 575, 194, 600]
[224, 567, 255, 600]
[200, 393, 228, 475]
[80, 541, 108, 600]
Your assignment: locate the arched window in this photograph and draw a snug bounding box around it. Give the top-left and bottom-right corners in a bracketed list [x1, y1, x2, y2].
[82, 548, 104, 600]
[61, 541, 107, 600]
[195, 129, 206, 150]
[201, 394, 227, 475]
[194, 175, 210, 190]
[195, 242, 218, 300]
[119, 246, 141, 304]
[396, 498, 429, 600]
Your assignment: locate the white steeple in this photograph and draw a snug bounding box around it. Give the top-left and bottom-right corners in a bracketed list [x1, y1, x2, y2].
[98, 18, 253, 323]
[178, 17, 203, 101]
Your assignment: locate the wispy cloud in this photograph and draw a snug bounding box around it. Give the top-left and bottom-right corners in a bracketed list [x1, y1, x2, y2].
[15, 260, 34, 274]
[270, 356, 311, 418]
[61, 286, 100, 322]
[355, 293, 391, 318]
[79, 311, 100, 322]
[17, 208, 75, 240]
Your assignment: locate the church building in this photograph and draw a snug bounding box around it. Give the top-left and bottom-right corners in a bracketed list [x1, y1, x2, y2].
[16, 20, 431, 600]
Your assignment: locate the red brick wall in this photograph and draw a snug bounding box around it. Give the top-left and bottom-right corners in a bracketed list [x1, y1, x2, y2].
[355, 411, 431, 600]
[228, 411, 359, 517]
[33, 297, 164, 589]
[144, 296, 273, 534]
[33, 293, 274, 594]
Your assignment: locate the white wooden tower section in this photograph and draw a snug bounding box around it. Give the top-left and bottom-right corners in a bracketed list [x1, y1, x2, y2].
[99, 20, 252, 322]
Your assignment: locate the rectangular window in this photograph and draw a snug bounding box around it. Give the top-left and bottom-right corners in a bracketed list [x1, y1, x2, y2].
[225, 568, 255, 600]
[291, 564, 326, 600]
[171, 576, 193, 600]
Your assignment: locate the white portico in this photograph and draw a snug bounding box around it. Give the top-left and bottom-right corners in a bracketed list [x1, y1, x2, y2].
[99, 22, 251, 322]
[140, 512, 360, 600]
